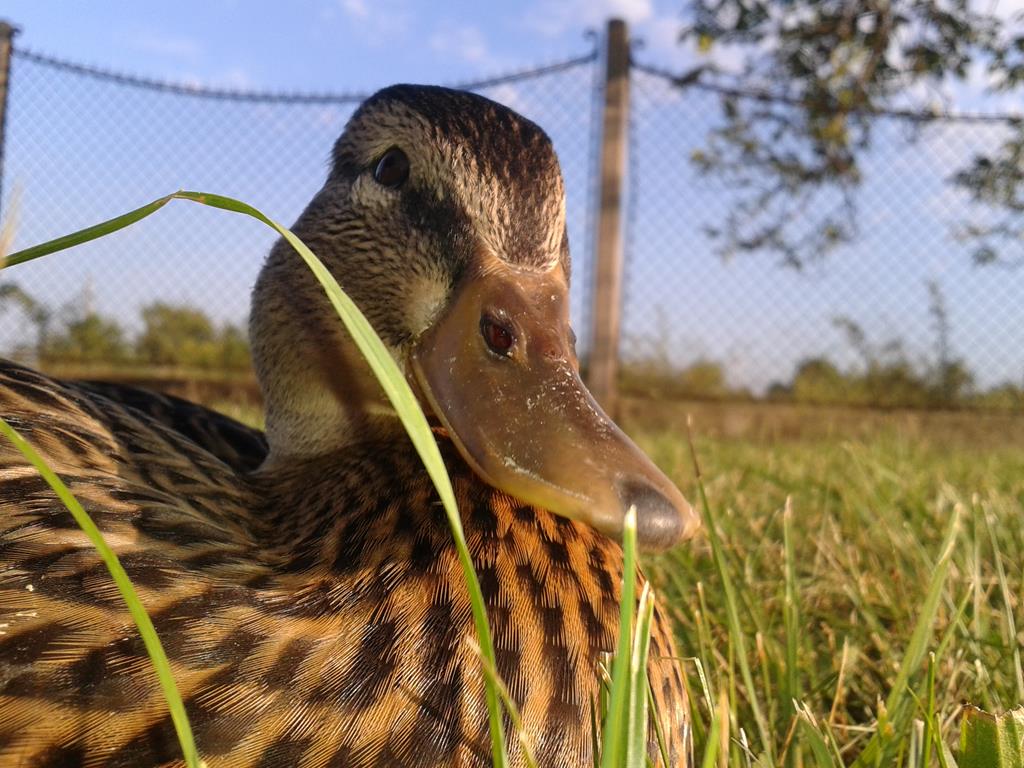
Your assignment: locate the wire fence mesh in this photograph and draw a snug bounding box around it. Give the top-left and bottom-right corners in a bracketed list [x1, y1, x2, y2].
[1, 36, 1022, 412]
[0, 47, 599, 383]
[625, 62, 1024, 409]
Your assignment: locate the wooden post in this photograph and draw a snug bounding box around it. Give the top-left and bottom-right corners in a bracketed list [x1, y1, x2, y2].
[0, 21, 17, 222]
[587, 18, 629, 416]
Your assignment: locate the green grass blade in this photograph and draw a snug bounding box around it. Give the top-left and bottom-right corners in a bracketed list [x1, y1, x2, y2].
[882, 503, 961, 717]
[685, 420, 774, 762]
[627, 582, 656, 768]
[960, 706, 1024, 768]
[4, 195, 174, 267]
[782, 497, 800, 739]
[475, 639, 539, 768]
[0, 418, 201, 768]
[851, 503, 962, 767]
[796, 710, 839, 768]
[700, 690, 729, 768]
[938, 739, 958, 768]
[694, 585, 717, 709]
[923, 652, 937, 768]
[602, 506, 639, 768]
[5, 191, 509, 767]
[982, 503, 1024, 703]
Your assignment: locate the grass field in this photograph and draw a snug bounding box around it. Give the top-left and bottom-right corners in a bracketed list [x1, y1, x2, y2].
[200, 392, 1024, 764]
[627, 400, 1024, 765]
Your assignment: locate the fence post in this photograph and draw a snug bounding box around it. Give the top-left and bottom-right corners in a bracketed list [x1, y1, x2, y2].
[0, 20, 17, 222]
[587, 18, 629, 416]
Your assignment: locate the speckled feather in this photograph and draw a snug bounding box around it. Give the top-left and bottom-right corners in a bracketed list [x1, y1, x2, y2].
[0, 361, 689, 767]
[74, 380, 268, 473]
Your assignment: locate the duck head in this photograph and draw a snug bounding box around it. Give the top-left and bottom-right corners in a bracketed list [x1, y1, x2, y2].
[251, 84, 699, 552]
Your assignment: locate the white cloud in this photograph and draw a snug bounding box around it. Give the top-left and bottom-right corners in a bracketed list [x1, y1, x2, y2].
[485, 83, 528, 113]
[131, 33, 202, 63]
[639, 14, 681, 56]
[217, 67, 254, 89]
[430, 23, 490, 64]
[522, 5, 740, 78]
[634, 10, 750, 74]
[341, 0, 369, 19]
[337, 0, 412, 42]
[594, 0, 654, 23]
[525, 0, 654, 38]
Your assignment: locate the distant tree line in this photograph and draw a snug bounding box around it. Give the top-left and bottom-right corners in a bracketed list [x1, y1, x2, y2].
[0, 282, 251, 372]
[4, 281, 1020, 410]
[620, 302, 1023, 411]
[620, 351, 1022, 411]
[621, 281, 1022, 410]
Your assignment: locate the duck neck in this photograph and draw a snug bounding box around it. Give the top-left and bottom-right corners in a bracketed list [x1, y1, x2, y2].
[249, 236, 400, 468]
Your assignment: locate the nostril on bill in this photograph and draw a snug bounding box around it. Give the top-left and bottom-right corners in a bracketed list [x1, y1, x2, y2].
[616, 478, 686, 551]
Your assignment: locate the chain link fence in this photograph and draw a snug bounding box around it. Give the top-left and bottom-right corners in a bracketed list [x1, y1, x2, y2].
[1, 28, 1022, 412]
[624, 62, 1024, 409]
[0, 46, 599, 384]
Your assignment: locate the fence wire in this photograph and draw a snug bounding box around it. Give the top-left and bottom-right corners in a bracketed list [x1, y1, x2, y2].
[2, 40, 1022, 411]
[0, 47, 599, 375]
[625, 62, 1024, 409]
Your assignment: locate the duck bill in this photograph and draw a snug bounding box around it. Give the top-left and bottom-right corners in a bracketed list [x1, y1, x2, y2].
[410, 262, 699, 552]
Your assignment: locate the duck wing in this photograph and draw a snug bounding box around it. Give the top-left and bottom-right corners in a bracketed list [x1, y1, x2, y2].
[0, 358, 276, 764]
[75, 379, 268, 473]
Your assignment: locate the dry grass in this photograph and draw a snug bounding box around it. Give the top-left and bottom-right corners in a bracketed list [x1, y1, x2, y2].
[628, 400, 1023, 764]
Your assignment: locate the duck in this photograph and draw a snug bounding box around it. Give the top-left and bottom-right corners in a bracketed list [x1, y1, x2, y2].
[0, 84, 700, 767]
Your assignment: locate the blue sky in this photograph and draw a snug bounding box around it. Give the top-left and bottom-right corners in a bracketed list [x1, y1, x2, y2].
[2, 0, 698, 91]
[2, 1, 1023, 392]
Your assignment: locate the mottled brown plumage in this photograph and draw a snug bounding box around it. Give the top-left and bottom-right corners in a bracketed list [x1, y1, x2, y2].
[75, 380, 268, 472]
[0, 85, 694, 767]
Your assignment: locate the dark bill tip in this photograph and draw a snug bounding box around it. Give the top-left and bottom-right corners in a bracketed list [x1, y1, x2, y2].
[617, 477, 699, 552]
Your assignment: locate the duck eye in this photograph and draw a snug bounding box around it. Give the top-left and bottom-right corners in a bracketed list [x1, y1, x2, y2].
[480, 315, 515, 357]
[373, 147, 409, 188]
